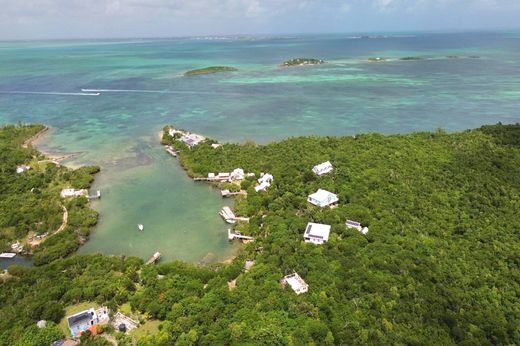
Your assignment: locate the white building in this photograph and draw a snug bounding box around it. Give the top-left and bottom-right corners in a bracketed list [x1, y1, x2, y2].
[16, 165, 31, 174]
[307, 189, 338, 208]
[312, 161, 333, 176]
[282, 273, 309, 295]
[345, 219, 362, 231]
[230, 168, 245, 181]
[255, 173, 274, 192]
[361, 227, 369, 235]
[303, 222, 331, 245]
[60, 188, 88, 199]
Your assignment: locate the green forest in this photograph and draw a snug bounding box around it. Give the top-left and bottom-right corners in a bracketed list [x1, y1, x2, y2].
[2, 123, 520, 345]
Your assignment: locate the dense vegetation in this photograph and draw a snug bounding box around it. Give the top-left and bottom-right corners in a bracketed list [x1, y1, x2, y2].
[2, 124, 520, 345]
[184, 66, 238, 76]
[0, 124, 99, 265]
[282, 58, 325, 66]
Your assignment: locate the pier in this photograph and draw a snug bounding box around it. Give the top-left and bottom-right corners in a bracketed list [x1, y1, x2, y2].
[88, 190, 101, 200]
[146, 252, 161, 265]
[165, 145, 178, 157]
[221, 189, 247, 198]
[228, 229, 254, 242]
[0, 253, 16, 259]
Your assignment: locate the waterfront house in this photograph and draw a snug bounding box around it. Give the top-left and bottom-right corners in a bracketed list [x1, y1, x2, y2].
[16, 165, 31, 174]
[180, 133, 206, 148]
[282, 272, 309, 295]
[230, 168, 245, 181]
[60, 188, 88, 199]
[67, 308, 99, 338]
[307, 189, 338, 208]
[303, 222, 331, 245]
[312, 161, 333, 176]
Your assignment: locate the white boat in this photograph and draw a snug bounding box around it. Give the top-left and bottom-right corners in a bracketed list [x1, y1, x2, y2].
[138, 224, 144, 231]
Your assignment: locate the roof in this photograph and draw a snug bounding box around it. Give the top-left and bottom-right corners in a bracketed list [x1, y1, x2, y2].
[308, 189, 338, 206]
[67, 309, 95, 327]
[304, 222, 331, 242]
[312, 161, 333, 175]
[284, 273, 308, 293]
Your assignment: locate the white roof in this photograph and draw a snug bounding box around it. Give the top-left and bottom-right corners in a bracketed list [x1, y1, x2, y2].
[308, 189, 338, 206]
[255, 181, 270, 192]
[258, 173, 273, 184]
[284, 273, 308, 294]
[312, 161, 333, 175]
[304, 222, 331, 242]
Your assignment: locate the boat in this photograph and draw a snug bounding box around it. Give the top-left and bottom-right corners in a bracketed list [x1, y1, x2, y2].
[138, 224, 144, 231]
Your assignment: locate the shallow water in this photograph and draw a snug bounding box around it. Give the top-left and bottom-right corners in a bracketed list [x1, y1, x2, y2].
[0, 32, 519, 262]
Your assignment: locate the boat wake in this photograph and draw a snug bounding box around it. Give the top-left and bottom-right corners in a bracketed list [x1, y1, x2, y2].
[81, 88, 242, 96]
[0, 91, 100, 96]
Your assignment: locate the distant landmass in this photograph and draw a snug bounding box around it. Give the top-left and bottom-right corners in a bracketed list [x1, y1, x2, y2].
[282, 58, 325, 67]
[184, 66, 238, 76]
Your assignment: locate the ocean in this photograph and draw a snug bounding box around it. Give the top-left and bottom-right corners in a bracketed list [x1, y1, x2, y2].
[0, 32, 519, 264]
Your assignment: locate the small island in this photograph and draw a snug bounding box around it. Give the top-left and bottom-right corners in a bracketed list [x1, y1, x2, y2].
[184, 66, 238, 76]
[399, 56, 423, 61]
[368, 57, 387, 62]
[281, 58, 325, 67]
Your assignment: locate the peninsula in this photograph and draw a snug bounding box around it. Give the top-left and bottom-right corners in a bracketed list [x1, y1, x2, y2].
[184, 66, 238, 76]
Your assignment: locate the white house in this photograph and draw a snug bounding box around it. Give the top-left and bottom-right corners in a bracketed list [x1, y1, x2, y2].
[60, 188, 88, 199]
[282, 273, 309, 295]
[67, 308, 99, 338]
[255, 173, 273, 192]
[303, 222, 331, 245]
[230, 168, 245, 181]
[312, 161, 333, 176]
[16, 165, 31, 174]
[307, 189, 338, 208]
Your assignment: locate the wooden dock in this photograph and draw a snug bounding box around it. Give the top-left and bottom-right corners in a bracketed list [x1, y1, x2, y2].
[165, 146, 178, 157]
[228, 229, 254, 242]
[0, 253, 16, 259]
[146, 252, 161, 265]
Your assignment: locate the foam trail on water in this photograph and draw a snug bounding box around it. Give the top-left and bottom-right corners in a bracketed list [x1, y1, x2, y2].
[0, 91, 100, 96]
[81, 88, 243, 96]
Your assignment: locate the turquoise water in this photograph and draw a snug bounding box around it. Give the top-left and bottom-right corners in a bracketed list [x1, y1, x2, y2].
[0, 32, 519, 262]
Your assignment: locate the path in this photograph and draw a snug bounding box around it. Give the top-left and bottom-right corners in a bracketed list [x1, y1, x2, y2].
[27, 204, 68, 247]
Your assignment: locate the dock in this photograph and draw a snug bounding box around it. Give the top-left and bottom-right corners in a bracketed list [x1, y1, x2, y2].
[165, 145, 178, 157]
[219, 206, 236, 224]
[0, 253, 16, 259]
[228, 229, 254, 242]
[88, 190, 101, 200]
[146, 252, 161, 265]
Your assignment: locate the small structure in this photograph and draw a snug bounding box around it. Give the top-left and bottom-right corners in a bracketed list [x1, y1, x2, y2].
[244, 260, 255, 272]
[282, 273, 309, 295]
[146, 252, 161, 265]
[165, 145, 178, 157]
[307, 189, 338, 208]
[16, 165, 31, 174]
[211, 143, 221, 149]
[345, 219, 362, 231]
[60, 189, 88, 199]
[111, 312, 138, 334]
[37, 320, 47, 329]
[255, 173, 273, 192]
[10, 242, 23, 254]
[303, 222, 331, 245]
[0, 252, 16, 258]
[312, 161, 333, 176]
[67, 308, 99, 337]
[346, 219, 368, 235]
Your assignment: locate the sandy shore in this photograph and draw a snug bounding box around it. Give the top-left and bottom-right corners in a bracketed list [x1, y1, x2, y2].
[23, 126, 49, 148]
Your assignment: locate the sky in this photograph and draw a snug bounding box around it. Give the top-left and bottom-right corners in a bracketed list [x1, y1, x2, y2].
[0, 0, 519, 40]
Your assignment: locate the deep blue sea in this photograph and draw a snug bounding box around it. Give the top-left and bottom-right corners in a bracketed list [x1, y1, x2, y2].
[0, 32, 519, 265]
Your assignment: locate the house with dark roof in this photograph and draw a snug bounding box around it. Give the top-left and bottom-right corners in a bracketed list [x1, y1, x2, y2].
[67, 308, 99, 337]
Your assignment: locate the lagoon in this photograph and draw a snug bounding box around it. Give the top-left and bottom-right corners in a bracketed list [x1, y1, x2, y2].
[0, 32, 519, 262]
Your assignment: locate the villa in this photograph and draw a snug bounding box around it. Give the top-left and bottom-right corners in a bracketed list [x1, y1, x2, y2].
[60, 188, 88, 199]
[303, 222, 331, 245]
[307, 189, 338, 208]
[16, 165, 31, 174]
[167, 127, 206, 148]
[282, 272, 309, 295]
[67, 308, 99, 338]
[230, 168, 245, 181]
[255, 173, 274, 192]
[312, 161, 333, 176]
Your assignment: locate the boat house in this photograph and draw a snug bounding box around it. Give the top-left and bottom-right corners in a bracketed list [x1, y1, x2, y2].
[312, 161, 333, 176]
[282, 272, 309, 295]
[307, 189, 338, 208]
[303, 222, 331, 245]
